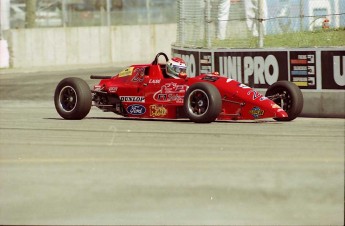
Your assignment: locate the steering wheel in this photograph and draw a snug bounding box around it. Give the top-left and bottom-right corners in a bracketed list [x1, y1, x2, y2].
[151, 52, 169, 65]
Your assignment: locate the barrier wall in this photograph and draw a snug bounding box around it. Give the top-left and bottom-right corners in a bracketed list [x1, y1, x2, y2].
[4, 24, 177, 68]
[0, 39, 10, 68]
[172, 46, 345, 118]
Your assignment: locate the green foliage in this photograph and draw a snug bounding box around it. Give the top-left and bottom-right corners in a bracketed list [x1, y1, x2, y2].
[209, 28, 345, 48]
[264, 28, 345, 48]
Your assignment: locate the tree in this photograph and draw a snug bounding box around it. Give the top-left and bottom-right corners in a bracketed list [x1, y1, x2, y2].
[26, 0, 36, 28]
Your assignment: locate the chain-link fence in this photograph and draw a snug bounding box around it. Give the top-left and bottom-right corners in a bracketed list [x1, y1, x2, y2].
[175, 0, 345, 48]
[64, 0, 176, 27]
[1, 0, 344, 47]
[1, 0, 176, 30]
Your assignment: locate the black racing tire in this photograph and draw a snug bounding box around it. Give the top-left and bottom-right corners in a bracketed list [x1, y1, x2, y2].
[54, 77, 92, 120]
[184, 82, 222, 123]
[266, 81, 304, 121]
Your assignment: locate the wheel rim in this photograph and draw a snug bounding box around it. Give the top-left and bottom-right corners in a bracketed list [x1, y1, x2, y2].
[275, 90, 292, 112]
[59, 86, 77, 112]
[187, 89, 209, 116]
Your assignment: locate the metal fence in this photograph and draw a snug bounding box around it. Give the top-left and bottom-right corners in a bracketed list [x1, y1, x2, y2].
[1, 0, 177, 30]
[1, 0, 344, 48]
[63, 0, 177, 27]
[175, 0, 345, 48]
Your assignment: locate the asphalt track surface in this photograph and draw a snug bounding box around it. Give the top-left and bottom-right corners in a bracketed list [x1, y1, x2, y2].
[0, 68, 344, 225]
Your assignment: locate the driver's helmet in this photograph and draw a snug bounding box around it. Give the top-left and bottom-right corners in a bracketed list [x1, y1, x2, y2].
[166, 57, 187, 79]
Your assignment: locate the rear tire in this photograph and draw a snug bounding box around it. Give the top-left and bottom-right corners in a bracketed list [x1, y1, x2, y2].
[54, 77, 92, 120]
[266, 81, 303, 121]
[184, 82, 222, 123]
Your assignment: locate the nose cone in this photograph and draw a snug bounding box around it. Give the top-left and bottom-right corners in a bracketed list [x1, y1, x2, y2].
[275, 109, 288, 118]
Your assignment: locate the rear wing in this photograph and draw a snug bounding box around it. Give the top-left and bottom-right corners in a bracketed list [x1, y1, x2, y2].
[90, 75, 112, 79]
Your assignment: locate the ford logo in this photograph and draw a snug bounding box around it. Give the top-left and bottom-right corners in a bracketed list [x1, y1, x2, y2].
[126, 104, 146, 115]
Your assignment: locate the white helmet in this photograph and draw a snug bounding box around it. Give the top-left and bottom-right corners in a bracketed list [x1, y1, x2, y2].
[166, 57, 187, 79]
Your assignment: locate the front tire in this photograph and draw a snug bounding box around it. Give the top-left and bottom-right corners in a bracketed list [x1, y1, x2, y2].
[184, 82, 222, 123]
[266, 81, 303, 121]
[54, 77, 92, 120]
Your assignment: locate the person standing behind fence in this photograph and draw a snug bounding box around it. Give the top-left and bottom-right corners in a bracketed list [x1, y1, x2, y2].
[218, 0, 252, 40]
[244, 0, 267, 37]
[217, 0, 231, 40]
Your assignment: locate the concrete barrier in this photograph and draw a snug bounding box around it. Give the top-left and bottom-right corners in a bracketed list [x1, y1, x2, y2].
[301, 91, 345, 118]
[172, 46, 345, 118]
[4, 24, 176, 68]
[0, 39, 10, 68]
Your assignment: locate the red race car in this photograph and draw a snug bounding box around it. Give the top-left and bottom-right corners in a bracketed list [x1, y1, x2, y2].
[54, 52, 303, 123]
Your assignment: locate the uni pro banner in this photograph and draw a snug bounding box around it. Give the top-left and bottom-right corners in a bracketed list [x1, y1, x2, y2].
[214, 51, 289, 89]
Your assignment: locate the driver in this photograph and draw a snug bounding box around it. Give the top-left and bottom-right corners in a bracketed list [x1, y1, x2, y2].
[166, 57, 187, 79]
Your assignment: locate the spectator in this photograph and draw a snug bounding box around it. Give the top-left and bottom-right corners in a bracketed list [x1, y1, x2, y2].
[217, 0, 267, 39]
[217, 0, 231, 40]
[244, 0, 267, 37]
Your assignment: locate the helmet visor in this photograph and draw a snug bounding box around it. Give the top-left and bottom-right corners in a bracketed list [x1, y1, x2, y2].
[173, 65, 187, 74]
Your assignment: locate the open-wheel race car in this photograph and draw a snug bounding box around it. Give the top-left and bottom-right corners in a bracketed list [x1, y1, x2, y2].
[54, 52, 303, 123]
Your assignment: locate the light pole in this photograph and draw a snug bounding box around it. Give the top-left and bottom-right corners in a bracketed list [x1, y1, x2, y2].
[258, 0, 264, 48]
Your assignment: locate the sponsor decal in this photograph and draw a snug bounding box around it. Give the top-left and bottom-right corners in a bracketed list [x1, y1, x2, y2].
[238, 83, 251, 89]
[108, 87, 118, 93]
[150, 105, 168, 117]
[292, 77, 315, 87]
[214, 51, 288, 88]
[200, 52, 212, 74]
[119, 67, 134, 77]
[247, 90, 268, 101]
[149, 79, 161, 84]
[126, 104, 146, 115]
[153, 82, 188, 103]
[249, 106, 265, 119]
[120, 96, 145, 103]
[290, 51, 316, 89]
[131, 67, 145, 82]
